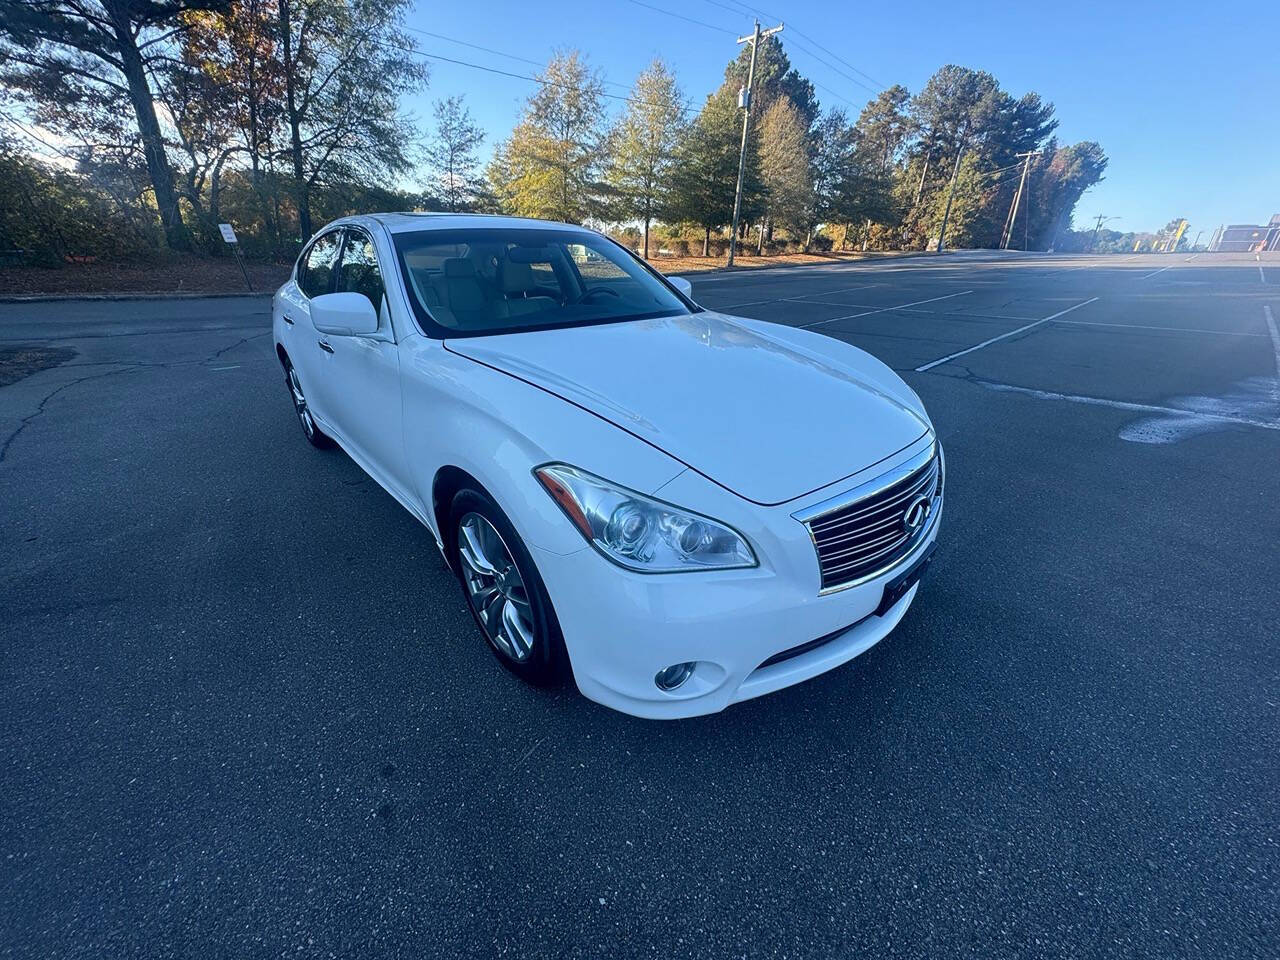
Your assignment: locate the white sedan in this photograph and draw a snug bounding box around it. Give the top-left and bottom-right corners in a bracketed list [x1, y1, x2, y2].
[273, 214, 943, 719]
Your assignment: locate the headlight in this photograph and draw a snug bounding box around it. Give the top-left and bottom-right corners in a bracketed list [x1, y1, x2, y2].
[534, 464, 756, 573]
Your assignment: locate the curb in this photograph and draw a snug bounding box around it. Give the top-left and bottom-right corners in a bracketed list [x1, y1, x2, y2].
[665, 249, 951, 279]
[0, 291, 271, 304]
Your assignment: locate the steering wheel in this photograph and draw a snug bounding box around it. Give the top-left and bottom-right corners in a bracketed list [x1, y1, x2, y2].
[571, 287, 621, 305]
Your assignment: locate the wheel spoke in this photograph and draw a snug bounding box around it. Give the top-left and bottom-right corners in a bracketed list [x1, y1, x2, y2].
[501, 599, 534, 659]
[481, 590, 506, 638]
[458, 520, 499, 577]
[457, 512, 538, 664]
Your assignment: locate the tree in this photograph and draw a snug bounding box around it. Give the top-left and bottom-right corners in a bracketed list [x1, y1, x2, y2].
[0, 0, 232, 250]
[175, 0, 286, 245]
[757, 96, 812, 247]
[927, 151, 991, 249]
[666, 87, 750, 255]
[808, 108, 854, 244]
[852, 84, 911, 247]
[1024, 140, 1107, 250]
[276, 0, 425, 239]
[722, 34, 818, 131]
[488, 50, 606, 224]
[425, 95, 485, 212]
[855, 85, 912, 175]
[603, 58, 684, 259]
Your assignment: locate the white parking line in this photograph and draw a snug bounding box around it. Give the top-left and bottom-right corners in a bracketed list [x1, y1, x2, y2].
[801, 290, 973, 329]
[978, 380, 1280, 433]
[1139, 264, 1174, 280]
[915, 297, 1099, 372]
[717, 282, 883, 311]
[1260, 265, 1267, 284]
[1057, 319, 1267, 338]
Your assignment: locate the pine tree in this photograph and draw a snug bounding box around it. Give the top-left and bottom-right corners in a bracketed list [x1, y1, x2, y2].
[604, 59, 684, 259]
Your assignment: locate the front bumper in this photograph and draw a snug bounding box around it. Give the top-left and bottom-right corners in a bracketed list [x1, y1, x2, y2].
[531, 439, 942, 719]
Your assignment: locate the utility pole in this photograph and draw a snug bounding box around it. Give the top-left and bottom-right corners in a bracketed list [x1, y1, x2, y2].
[936, 145, 964, 254]
[1089, 214, 1118, 252]
[727, 19, 783, 267]
[1001, 150, 1042, 250]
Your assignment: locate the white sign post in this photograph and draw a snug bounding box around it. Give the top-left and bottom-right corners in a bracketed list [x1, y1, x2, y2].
[219, 223, 252, 292]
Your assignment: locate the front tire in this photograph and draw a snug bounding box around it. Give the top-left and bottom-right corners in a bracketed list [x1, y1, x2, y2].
[284, 358, 334, 449]
[449, 488, 566, 686]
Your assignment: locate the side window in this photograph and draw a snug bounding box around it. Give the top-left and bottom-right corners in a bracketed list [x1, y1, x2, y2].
[335, 230, 387, 317]
[298, 231, 341, 299]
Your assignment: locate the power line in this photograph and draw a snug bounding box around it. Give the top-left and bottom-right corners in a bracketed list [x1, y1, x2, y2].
[694, 0, 880, 99]
[715, 0, 886, 89]
[370, 37, 675, 111]
[398, 25, 644, 98]
[622, 0, 737, 35]
[780, 31, 881, 97]
[399, 25, 545, 70]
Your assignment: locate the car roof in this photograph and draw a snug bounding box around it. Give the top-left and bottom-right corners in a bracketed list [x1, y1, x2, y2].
[340, 212, 598, 236]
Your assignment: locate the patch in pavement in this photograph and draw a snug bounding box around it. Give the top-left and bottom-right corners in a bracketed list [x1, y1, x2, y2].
[0, 345, 76, 387]
[975, 376, 1280, 443]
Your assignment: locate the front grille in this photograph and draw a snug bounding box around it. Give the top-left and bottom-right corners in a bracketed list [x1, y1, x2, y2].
[805, 448, 941, 591]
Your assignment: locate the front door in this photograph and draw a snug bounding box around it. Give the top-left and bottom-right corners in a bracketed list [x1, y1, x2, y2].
[323, 227, 411, 499]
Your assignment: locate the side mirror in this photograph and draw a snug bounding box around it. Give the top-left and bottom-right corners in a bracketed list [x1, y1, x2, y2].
[669, 275, 693, 299]
[310, 292, 378, 336]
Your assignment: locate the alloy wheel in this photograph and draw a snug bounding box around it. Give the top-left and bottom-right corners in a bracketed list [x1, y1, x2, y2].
[287, 365, 316, 439]
[457, 512, 536, 662]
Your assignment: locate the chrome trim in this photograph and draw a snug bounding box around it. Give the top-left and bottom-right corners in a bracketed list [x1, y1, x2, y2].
[794, 440, 936, 525]
[797, 442, 944, 596]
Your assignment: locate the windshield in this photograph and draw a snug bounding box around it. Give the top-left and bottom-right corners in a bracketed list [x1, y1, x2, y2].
[391, 227, 696, 338]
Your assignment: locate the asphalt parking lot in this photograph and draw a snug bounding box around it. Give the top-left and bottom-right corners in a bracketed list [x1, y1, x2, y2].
[2, 250, 1277, 958]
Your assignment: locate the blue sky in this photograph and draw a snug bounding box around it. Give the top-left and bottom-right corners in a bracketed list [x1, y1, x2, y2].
[407, 0, 1277, 237]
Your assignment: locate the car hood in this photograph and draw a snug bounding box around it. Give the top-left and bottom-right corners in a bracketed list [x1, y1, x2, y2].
[445, 312, 929, 505]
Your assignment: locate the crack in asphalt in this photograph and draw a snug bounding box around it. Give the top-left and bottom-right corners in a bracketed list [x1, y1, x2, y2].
[0, 332, 270, 464]
[0, 365, 136, 463]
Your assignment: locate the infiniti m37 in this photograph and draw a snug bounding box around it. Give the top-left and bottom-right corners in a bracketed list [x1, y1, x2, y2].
[273, 214, 942, 719]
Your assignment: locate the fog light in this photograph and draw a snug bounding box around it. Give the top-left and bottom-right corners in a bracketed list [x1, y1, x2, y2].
[655, 661, 695, 692]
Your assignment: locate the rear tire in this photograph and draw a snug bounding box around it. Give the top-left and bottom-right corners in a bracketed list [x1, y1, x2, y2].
[449, 487, 567, 686]
[283, 357, 334, 449]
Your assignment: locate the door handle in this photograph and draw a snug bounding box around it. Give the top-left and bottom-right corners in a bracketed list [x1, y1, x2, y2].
[317, 339, 334, 354]
[282, 314, 294, 325]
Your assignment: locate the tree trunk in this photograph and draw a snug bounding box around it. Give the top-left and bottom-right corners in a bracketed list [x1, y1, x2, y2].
[107, 5, 189, 250]
[804, 224, 813, 253]
[862, 217, 872, 252]
[703, 227, 710, 257]
[279, 0, 311, 240]
[643, 216, 650, 260]
[914, 151, 931, 207]
[756, 219, 764, 255]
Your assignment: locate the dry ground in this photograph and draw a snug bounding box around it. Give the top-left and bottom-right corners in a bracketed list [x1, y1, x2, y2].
[0, 248, 923, 297]
[0, 255, 291, 297]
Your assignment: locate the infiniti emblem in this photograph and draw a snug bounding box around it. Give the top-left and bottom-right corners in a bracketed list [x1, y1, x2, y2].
[903, 495, 931, 534]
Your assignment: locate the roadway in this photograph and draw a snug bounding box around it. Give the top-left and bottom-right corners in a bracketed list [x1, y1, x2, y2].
[2, 250, 1276, 957]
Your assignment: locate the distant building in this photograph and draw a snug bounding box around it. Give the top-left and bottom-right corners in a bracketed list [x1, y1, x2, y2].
[1209, 215, 1280, 252]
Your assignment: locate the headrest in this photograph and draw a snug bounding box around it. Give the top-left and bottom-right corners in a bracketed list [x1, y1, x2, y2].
[443, 257, 476, 278]
[499, 259, 535, 293]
